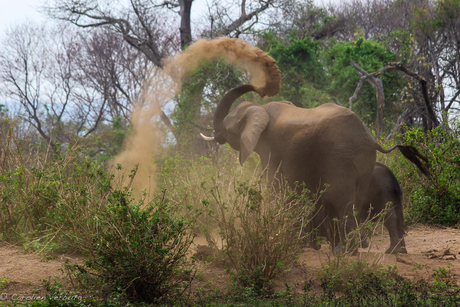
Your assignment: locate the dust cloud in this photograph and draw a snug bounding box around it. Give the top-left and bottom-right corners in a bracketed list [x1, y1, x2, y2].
[163, 37, 281, 97]
[109, 68, 174, 201]
[111, 37, 281, 200]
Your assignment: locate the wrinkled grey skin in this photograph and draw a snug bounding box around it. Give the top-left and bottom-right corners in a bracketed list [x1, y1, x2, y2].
[204, 85, 427, 253]
[310, 162, 406, 254]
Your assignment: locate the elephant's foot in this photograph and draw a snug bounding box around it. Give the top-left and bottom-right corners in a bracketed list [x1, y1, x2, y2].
[360, 238, 369, 248]
[307, 241, 322, 250]
[385, 245, 407, 254]
[331, 244, 358, 256]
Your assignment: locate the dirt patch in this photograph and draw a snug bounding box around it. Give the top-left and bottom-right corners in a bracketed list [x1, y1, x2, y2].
[1, 225, 460, 301]
[0, 245, 82, 302]
[191, 225, 460, 293]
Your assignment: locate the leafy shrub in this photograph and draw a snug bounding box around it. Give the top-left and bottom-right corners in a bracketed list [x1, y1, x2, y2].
[316, 260, 460, 306]
[0, 118, 108, 247]
[0, 126, 117, 251]
[400, 124, 460, 224]
[73, 188, 196, 304]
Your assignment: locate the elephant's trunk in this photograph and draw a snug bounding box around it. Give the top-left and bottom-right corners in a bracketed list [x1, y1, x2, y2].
[213, 84, 263, 144]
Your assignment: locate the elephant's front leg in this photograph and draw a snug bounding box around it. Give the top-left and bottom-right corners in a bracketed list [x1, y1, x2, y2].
[331, 188, 365, 254]
[335, 213, 360, 254]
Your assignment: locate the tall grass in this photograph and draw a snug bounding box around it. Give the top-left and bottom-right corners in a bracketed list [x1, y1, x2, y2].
[0, 118, 99, 248]
[1, 119, 199, 304]
[158, 149, 320, 292]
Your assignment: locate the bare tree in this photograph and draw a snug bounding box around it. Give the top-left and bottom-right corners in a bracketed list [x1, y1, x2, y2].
[200, 0, 277, 38]
[72, 29, 151, 121]
[44, 0, 277, 135]
[0, 22, 150, 147]
[349, 60, 439, 134]
[45, 0, 180, 66]
[0, 23, 67, 146]
[348, 60, 386, 138]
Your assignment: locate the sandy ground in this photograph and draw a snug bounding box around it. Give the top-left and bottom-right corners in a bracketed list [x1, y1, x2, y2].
[1, 225, 460, 302]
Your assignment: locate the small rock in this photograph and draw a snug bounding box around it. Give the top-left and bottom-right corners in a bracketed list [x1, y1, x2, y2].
[443, 255, 456, 261]
[396, 257, 413, 265]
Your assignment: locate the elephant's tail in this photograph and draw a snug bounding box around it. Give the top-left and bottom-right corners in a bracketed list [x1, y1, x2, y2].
[377, 144, 431, 177]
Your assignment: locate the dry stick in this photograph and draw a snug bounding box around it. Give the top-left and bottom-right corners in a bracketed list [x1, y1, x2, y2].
[348, 59, 386, 138]
[387, 62, 440, 129]
[446, 90, 460, 113]
[387, 109, 410, 139]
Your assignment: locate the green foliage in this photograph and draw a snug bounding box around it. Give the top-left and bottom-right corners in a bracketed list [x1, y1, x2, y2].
[401, 125, 460, 225]
[0, 117, 197, 304]
[85, 116, 130, 162]
[318, 260, 394, 300]
[265, 35, 330, 108]
[0, 119, 114, 250]
[315, 260, 460, 306]
[434, 0, 460, 28]
[73, 188, 196, 304]
[323, 37, 404, 125]
[0, 278, 9, 290]
[158, 149, 316, 295]
[171, 59, 241, 152]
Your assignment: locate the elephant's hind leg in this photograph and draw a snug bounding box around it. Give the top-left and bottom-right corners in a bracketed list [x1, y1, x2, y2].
[384, 208, 407, 254]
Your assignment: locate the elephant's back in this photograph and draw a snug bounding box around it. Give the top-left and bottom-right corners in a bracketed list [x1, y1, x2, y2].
[266, 102, 358, 127]
[267, 102, 373, 144]
[266, 102, 378, 189]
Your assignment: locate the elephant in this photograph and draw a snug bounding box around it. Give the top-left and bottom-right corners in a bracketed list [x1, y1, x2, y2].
[201, 84, 428, 252]
[200, 71, 428, 252]
[310, 162, 406, 254]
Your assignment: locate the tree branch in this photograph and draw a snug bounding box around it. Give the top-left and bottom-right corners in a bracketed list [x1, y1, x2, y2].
[214, 1, 273, 37]
[387, 109, 410, 139]
[349, 60, 439, 131]
[387, 62, 440, 129]
[348, 59, 385, 138]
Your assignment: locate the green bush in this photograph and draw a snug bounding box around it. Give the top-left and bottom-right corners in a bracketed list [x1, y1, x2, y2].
[158, 149, 317, 295]
[401, 124, 460, 225]
[0, 118, 114, 248]
[315, 260, 460, 306]
[74, 188, 196, 304]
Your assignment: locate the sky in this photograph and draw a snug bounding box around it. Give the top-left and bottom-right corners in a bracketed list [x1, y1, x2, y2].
[0, 0, 209, 38]
[0, 0, 47, 37]
[0, 0, 335, 40]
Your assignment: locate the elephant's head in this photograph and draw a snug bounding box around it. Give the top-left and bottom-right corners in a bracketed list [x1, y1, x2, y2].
[200, 84, 269, 165]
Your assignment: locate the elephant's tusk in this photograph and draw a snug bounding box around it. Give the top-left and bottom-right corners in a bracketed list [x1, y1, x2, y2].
[200, 133, 215, 142]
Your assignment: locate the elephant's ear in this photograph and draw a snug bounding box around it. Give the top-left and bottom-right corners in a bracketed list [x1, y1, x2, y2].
[238, 106, 269, 165]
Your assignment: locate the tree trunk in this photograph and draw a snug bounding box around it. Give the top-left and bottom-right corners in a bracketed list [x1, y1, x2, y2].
[179, 0, 193, 50]
[374, 78, 385, 138]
